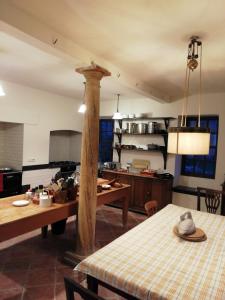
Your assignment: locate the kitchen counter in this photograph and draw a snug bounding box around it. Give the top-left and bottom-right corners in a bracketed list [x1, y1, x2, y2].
[0, 184, 131, 242]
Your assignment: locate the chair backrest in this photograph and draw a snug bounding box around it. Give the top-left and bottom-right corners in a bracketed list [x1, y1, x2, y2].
[197, 187, 224, 214]
[144, 200, 158, 218]
[64, 277, 105, 300]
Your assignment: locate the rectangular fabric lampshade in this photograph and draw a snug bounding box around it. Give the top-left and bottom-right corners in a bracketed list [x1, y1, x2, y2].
[167, 127, 210, 155]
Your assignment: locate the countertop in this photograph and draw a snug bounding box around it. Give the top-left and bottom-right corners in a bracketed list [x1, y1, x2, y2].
[102, 169, 173, 180]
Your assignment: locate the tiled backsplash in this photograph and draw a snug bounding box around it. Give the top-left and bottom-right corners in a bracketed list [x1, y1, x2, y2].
[22, 168, 60, 188]
[0, 122, 23, 170]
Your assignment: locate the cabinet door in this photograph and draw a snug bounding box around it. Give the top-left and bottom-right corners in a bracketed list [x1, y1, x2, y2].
[151, 179, 172, 210]
[132, 177, 152, 211]
[116, 174, 132, 185]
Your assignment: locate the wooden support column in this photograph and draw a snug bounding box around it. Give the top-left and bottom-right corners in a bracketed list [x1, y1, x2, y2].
[76, 63, 111, 256]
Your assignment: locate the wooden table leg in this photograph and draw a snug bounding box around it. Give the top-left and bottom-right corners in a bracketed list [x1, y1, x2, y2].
[41, 225, 48, 238]
[87, 275, 98, 294]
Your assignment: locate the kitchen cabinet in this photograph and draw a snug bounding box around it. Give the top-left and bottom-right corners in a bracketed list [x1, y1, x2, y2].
[113, 117, 175, 169]
[132, 177, 152, 210]
[102, 170, 173, 213]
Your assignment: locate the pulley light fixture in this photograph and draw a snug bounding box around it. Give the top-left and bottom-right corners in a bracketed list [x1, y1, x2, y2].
[112, 93, 122, 120]
[78, 82, 86, 113]
[167, 37, 210, 155]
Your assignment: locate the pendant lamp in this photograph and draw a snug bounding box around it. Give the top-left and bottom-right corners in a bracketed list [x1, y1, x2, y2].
[167, 37, 210, 155]
[0, 84, 5, 96]
[112, 94, 123, 119]
[78, 82, 86, 113]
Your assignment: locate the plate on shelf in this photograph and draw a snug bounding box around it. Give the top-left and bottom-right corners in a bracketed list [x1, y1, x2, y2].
[12, 200, 30, 207]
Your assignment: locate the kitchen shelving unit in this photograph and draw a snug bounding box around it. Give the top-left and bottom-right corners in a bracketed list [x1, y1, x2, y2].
[113, 117, 176, 169]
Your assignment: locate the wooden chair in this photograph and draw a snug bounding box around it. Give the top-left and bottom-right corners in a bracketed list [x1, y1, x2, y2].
[144, 200, 158, 218]
[197, 187, 224, 214]
[64, 277, 105, 300]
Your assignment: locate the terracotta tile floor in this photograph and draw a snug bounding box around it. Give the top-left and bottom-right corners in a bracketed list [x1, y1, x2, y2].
[0, 205, 146, 300]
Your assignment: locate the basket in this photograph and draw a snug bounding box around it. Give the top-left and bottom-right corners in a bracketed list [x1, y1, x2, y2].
[53, 185, 78, 203]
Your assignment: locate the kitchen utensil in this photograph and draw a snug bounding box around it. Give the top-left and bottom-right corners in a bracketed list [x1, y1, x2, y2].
[147, 143, 158, 150]
[136, 144, 147, 150]
[39, 192, 52, 207]
[12, 200, 30, 207]
[126, 122, 137, 134]
[128, 114, 135, 119]
[136, 123, 148, 134]
[148, 122, 159, 133]
[25, 191, 33, 200]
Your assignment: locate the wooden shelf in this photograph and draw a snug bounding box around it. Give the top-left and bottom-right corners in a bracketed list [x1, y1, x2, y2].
[113, 116, 175, 169]
[113, 147, 165, 152]
[122, 117, 175, 121]
[114, 132, 167, 136]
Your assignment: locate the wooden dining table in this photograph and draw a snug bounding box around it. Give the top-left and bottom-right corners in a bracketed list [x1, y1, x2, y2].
[75, 204, 225, 299]
[0, 184, 131, 242]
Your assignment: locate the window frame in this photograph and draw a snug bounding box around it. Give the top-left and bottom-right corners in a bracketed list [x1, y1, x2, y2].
[180, 115, 219, 179]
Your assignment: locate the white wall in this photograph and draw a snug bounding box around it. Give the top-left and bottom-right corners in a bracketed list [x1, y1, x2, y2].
[49, 130, 82, 162]
[0, 80, 83, 166]
[100, 93, 225, 209]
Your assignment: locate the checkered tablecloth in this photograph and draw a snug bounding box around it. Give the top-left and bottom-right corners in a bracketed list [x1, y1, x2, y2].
[75, 204, 225, 299]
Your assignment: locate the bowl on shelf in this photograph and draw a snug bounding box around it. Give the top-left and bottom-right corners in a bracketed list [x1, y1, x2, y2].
[147, 144, 158, 150]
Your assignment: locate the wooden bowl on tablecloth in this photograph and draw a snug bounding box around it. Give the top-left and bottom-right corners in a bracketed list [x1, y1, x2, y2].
[173, 226, 207, 242]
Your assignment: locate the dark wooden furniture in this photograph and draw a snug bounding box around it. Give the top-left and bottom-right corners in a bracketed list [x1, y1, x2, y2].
[197, 187, 225, 214]
[64, 277, 104, 300]
[0, 185, 130, 242]
[144, 200, 158, 217]
[102, 170, 173, 213]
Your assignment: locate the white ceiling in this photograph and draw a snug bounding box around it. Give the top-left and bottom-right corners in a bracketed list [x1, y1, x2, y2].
[0, 31, 142, 101]
[1, 0, 225, 102]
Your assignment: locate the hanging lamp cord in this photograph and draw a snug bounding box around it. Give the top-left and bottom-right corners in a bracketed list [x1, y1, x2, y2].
[83, 82, 86, 104]
[198, 43, 202, 127]
[181, 42, 192, 127]
[116, 94, 120, 112]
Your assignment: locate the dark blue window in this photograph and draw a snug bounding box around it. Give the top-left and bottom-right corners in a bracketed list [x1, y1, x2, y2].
[181, 115, 218, 179]
[99, 119, 114, 162]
